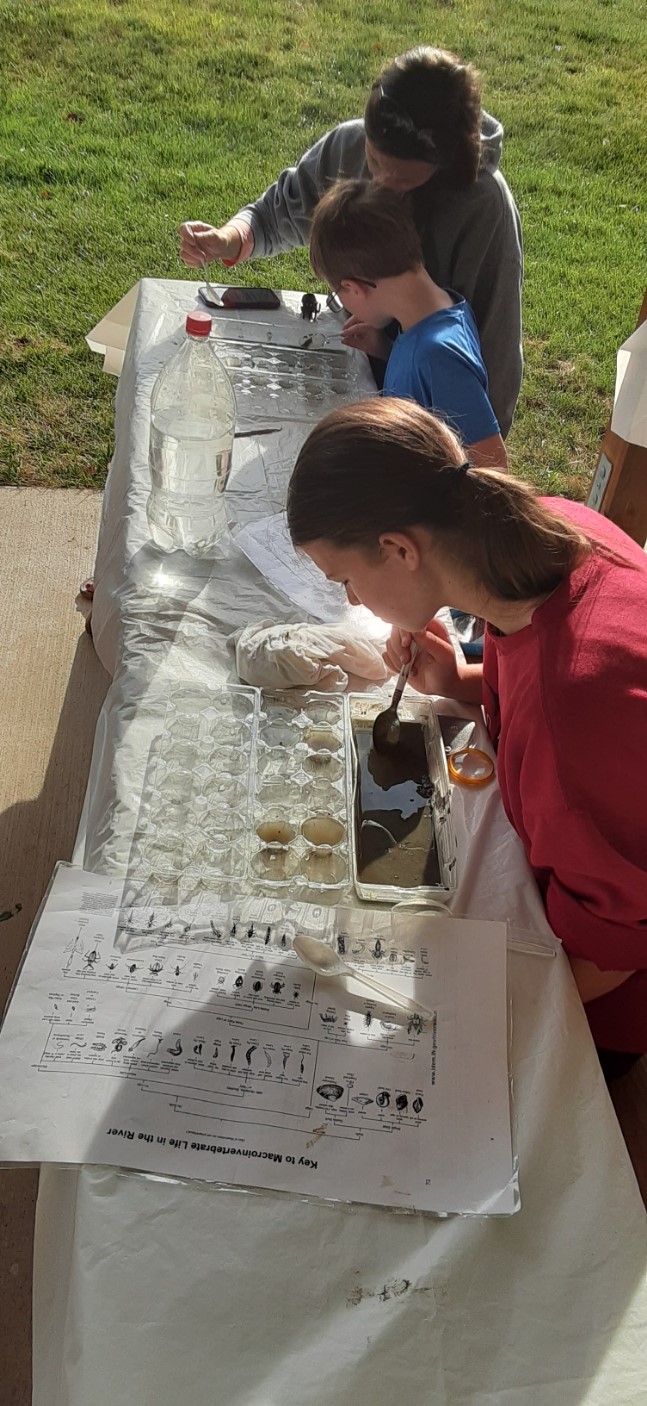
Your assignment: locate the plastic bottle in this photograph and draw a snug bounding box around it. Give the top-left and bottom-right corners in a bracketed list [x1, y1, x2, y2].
[147, 310, 236, 556]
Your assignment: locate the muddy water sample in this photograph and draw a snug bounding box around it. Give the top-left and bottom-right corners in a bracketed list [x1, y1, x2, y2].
[353, 723, 440, 888]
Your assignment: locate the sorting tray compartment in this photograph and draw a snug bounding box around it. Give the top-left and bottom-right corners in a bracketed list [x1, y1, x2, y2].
[213, 330, 362, 424]
[123, 685, 353, 909]
[123, 684, 259, 909]
[347, 693, 458, 905]
[249, 690, 351, 895]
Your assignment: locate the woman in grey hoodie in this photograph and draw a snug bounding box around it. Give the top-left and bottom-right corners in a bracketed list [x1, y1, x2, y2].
[180, 47, 523, 436]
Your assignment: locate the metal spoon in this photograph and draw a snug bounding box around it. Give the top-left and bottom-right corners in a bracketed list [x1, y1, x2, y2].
[197, 254, 224, 309]
[372, 641, 419, 752]
[292, 933, 432, 1018]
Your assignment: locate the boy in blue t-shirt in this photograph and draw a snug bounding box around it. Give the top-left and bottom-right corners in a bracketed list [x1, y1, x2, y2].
[309, 179, 508, 470]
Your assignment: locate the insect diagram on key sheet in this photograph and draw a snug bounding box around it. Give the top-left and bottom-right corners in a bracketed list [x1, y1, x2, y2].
[37, 971, 434, 1144]
[43, 899, 436, 1142]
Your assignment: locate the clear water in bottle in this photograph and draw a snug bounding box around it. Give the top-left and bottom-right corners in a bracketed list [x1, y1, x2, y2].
[148, 407, 233, 556]
[147, 310, 236, 557]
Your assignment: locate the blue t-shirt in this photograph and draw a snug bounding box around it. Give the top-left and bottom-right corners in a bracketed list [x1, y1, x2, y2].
[383, 296, 500, 446]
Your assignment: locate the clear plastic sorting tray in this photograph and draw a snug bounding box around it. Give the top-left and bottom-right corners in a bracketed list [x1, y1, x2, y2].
[211, 324, 363, 424]
[121, 684, 457, 911]
[250, 690, 351, 894]
[122, 685, 353, 910]
[347, 693, 458, 905]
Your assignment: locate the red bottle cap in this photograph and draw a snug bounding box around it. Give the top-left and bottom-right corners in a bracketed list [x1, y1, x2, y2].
[186, 311, 212, 337]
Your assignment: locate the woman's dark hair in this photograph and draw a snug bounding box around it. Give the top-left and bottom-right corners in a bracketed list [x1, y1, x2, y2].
[309, 180, 423, 288]
[287, 399, 592, 603]
[365, 47, 482, 186]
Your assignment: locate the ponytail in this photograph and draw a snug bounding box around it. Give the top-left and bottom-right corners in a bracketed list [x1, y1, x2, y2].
[287, 399, 591, 601]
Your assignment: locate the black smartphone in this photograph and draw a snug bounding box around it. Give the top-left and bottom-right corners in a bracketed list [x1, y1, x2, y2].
[221, 287, 281, 310]
[198, 286, 224, 310]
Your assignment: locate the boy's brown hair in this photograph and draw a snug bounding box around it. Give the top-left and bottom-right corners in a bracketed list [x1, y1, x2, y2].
[309, 179, 423, 289]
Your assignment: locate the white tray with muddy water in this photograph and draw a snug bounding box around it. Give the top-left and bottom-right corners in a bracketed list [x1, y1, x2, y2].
[347, 693, 457, 905]
[122, 684, 457, 911]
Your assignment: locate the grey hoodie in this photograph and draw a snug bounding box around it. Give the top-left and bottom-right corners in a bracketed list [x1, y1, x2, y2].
[235, 115, 523, 436]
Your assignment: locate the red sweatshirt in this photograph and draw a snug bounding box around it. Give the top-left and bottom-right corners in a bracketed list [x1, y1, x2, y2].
[483, 499, 647, 1052]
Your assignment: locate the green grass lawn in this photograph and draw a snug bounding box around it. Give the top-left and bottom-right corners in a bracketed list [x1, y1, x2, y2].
[1, 0, 645, 492]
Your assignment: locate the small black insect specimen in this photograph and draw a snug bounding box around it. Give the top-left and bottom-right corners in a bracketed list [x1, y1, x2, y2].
[395, 1093, 408, 1113]
[271, 978, 285, 995]
[234, 975, 244, 990]
[301, 292, 319, 321]
[407, 1014, 424, 1036]
[412, 1096, 424, 1115]
[252, 979, 263, 993]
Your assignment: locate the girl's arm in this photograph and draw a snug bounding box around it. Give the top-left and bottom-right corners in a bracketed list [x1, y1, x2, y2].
[385, 620, 483, 704]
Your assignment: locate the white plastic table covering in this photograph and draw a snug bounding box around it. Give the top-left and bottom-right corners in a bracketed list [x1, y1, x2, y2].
[31, 280, 647, 1406]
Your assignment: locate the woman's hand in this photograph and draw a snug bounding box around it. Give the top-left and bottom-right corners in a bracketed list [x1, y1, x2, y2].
[179, 221, 242, 268]
[341, 316, 392, 361]
[384, 619, 483, 703]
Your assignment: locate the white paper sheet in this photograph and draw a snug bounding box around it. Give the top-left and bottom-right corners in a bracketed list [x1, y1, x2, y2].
[233, 511, 389, 638]
[0, 864, 516, 1215]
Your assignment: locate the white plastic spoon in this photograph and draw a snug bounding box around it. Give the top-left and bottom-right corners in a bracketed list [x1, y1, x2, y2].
[292, 933, 433, 1019]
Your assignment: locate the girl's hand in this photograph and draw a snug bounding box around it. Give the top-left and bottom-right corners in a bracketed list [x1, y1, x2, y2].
[384, 619, 482, 702]
[179, 221, 242, 268]
[341, 317, 391, 361]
